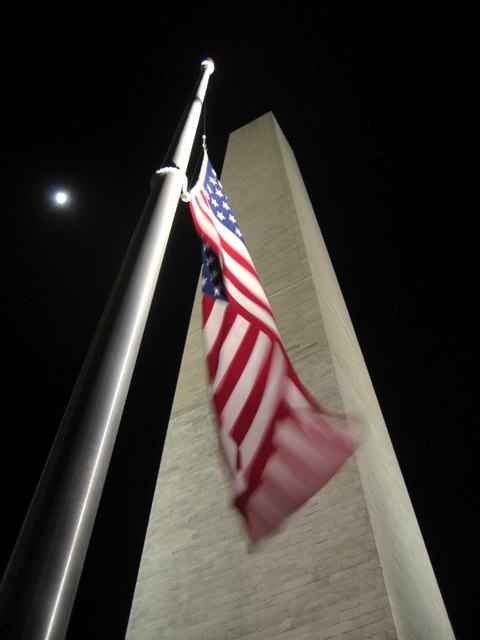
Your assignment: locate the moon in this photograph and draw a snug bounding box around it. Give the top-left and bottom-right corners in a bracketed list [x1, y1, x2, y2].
[54, 191, 68, 205]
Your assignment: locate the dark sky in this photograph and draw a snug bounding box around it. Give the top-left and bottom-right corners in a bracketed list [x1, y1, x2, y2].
[1, 3, 476, 639]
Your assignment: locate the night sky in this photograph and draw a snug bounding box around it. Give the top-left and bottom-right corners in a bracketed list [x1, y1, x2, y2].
[1, 3, 476, 638]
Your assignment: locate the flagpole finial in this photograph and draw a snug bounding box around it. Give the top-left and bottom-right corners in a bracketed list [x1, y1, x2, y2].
[201, 58, 215, 74]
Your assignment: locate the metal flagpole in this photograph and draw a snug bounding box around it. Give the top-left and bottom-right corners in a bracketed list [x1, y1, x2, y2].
[0, 58, 214, 640]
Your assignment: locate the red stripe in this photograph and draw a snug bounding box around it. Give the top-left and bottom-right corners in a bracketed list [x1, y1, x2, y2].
[202, 291, 215, 325]
[229, 338, 276, 448]
[217, 234, 258, 279]
[234, 419, 277, 512]
[234, 396, 302, 512]
[228, 297, 280, 346]
[191, 192, 223, 256]
[214, 323, 258, 416]
[222, 265, 273, 316]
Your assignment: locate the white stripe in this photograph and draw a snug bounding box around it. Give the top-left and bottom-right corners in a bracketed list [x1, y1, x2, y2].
[190, 196, 222, 253]
[221, 252, 271, 308]
[192, 194, 230, 253]
[220, 330, 271, 431]
[242, 343, 285, 460]
[203, 299, 228, 356]
[235, 343, 286, 494]
[284, 376, 311, 409]
[211, 314, 250, 393]
[223, 275, 279, 338]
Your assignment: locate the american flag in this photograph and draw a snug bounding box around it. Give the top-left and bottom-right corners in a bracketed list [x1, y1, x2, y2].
[188, 152, 361, 544]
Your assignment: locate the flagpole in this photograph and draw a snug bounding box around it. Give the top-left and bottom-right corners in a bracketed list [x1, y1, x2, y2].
[0, 58, 214, 640]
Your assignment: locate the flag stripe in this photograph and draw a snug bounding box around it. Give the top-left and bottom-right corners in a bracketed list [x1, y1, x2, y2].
[210, 312, 251, 394]
[214, 324, 260, 417]
[227, 333, 275, 447]
[222, 275, 280, 339]
[233, 342, 286, 496]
